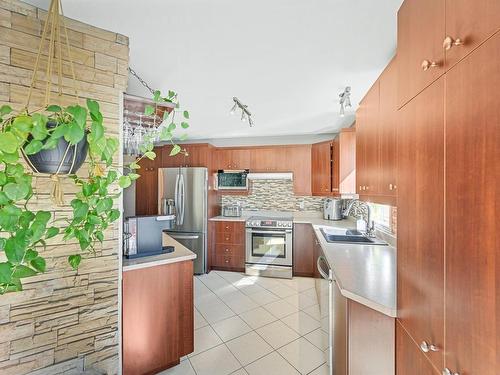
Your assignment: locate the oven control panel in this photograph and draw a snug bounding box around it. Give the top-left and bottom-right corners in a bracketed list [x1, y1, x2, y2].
[246, 218, 293, 229]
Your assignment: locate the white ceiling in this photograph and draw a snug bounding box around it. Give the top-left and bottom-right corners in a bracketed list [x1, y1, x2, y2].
[26, 0, 403, 140]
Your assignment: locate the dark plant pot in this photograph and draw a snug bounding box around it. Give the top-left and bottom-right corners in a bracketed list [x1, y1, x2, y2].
[24, 121, 89, 174]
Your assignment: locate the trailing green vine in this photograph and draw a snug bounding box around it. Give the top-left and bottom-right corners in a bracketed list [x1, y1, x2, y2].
[0, 89, 189, 293]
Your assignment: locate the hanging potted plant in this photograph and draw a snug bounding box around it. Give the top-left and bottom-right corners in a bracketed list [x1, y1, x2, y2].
[0, 0, 189, 293]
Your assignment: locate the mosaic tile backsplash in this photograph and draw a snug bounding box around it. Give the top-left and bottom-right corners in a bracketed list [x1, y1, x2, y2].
[220, 179, 326, 211]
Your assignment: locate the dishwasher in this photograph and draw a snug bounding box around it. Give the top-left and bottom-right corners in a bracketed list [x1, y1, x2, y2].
[316, 250, 348, 375]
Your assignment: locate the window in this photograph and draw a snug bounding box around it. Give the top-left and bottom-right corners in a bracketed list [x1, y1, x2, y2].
[367, 202, 392, 232]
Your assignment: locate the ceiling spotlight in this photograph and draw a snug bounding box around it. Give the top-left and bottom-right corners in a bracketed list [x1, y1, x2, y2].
[229, 97, 254, 127]
[230, 102, 238, 115]
[339, 86, 352, 117]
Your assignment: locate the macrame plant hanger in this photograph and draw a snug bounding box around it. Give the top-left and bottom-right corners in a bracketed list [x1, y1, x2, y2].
[21, 0, 81, 206]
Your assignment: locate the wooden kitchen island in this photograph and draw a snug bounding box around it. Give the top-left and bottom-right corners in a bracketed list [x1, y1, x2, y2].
[122, 234, 196, 375]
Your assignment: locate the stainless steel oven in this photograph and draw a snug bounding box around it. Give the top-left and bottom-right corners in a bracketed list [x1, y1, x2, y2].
[245, 216, 293, 279]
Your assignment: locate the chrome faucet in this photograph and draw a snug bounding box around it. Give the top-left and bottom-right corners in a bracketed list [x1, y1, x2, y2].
[343, 199, 375, 237]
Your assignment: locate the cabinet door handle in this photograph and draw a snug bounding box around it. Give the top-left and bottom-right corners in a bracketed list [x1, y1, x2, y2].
[443, 36, 463, 50]
[389, 184, 393, 190]
[421, 60, 440, 71]
[442, 368, 460, 375]
[420, 341, 439, 353]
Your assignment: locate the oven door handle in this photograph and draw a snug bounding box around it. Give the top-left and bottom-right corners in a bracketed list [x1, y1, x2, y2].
[317, 256, 331, 281]
[250, 230, 292, 235]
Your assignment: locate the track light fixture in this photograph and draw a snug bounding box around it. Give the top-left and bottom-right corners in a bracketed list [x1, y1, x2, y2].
[339, 86, 352, 117]
[229, 97, 254, 127]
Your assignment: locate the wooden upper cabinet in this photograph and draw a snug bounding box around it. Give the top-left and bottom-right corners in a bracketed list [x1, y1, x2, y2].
[311, 140, 332, 195]
[135, 152, 159, 216]
[339, 127, 356, 195]
[363, 81, 380, 195]
[379, 57, 398, 196]
[250, 147, 286, 172]
[397, 0, 445, 107]
[331, 138, 339, 193]
[445, 0, 500, 69]
[397, 77, 445, 372]
[215, 149, 250, 170]
[355, 106, 366, 195]
[161, 143, 211, 168]
[396, 322, 440, 375]
[444, 31, 500, 375]
[285, 145, 312, 196]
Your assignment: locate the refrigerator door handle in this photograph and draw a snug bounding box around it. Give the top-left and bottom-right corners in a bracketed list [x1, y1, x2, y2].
[174, 173, 180, 225]
[169, 234, 200, 240]
[179, 173, 185, 225]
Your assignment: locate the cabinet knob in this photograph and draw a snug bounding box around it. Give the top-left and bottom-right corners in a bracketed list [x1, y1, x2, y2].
[224, 259, 229, 263]
[225, 248, 229, 252]
[365, 186, 369, 191]
[443, 36, 463, 50]
[225, 237, 229, 241]
[421, 60, 439, 71]
[389, 184, 393, 190]
[225, 226, 229, 229]
[420, 341, 439, 353]
[442, 368, 460, 375]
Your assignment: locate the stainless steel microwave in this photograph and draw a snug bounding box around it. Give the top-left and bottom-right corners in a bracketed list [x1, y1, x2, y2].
[216, 169, 249, 190]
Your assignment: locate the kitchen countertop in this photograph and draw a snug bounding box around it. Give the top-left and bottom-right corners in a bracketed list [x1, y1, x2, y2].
[210, 211, 396, 317]
[122, 233, 197, 272]
[313, 221, 397, 317]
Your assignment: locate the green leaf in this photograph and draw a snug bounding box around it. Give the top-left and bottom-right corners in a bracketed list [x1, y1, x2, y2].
[12, 115, 33, 135]
[19, 211, 35, 228]
[4, 182, 30, 201]
[0, 263, 12, 284]
[118, 175, 131, 189]
[6, 163, 24, 177]
[5, 234, 29, 264]
[179, 133, 188, 141]
[128, 173, 140, 181]
[12, 265, 37, 278]
[0, 238, 6, 250]
[82, 182, 98, 197]
[167, 122, 176, 132]
[41, 136, 60, 150]
[24, 140, 44, 155]
[0, 172, 6, 186]
[0, 132, 20, 154]
[64, 122, 85, 144]
[183, 110, 190, 119]
[71, 200, 89, 221]
[129, 162, 140, 170]
[86, 99, 100, 117]
[95, 231, 104, 243]
[46, 105, 62, 112]
[2, 152, 19, 163]
[168, 90, 176, 98]
[170, 144, 181, 156]
[106, 170, 118, 184]
[68, 254, 81, 270]
[0, 205, 21, 231]
[144, 151, 156, 160]
[66, 105, 87, 128]
[50, 124, 68, 139]
[30, 257, 46, 272]
[91, 121, 104, 140]
[144, 105, 155, 116]
[108, 209, 120, 222]
[0, 105, 12, 116]
[31, 114, 49, 140]
[87, 214, 102, 225]
[34, 211, 51, 225]
[24, 249, 38, 261]
[181, 122, 189, 129]
[96, 197, 113, 214]
[46, 227, 59, 239]
[153, 90, 161, 102]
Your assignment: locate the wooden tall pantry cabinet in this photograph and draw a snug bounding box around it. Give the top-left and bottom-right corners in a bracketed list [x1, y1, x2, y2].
[394, 0, 500, 374]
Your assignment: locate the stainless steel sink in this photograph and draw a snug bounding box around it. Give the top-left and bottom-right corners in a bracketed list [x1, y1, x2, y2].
[320, 227, 388, 246]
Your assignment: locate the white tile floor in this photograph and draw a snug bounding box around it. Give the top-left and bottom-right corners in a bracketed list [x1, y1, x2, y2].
[158, 271, 328, 375]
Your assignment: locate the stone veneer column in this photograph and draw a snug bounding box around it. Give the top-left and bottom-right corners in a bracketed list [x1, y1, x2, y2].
[0, 1, 128, 373]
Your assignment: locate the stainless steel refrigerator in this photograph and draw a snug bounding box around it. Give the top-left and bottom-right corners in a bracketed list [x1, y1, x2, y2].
[158, 167, 208, 274]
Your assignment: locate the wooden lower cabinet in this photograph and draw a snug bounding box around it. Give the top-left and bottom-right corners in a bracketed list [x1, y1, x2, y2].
[212, 221, 245, 271]
[397, 77, 445, 371]
[123, 260, 194, 375]
[444, 30, 500, 375]
[396, 321, 439, 375]
[292, 223, 315, 277]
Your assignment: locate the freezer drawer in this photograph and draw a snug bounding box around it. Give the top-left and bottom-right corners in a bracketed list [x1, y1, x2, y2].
[165, 231, 206, 274]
